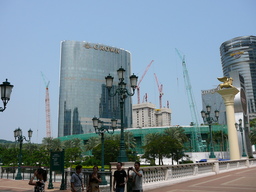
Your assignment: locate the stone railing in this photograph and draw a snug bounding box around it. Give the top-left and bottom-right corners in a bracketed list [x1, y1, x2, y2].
[141, 159, 256, 191]
[1, 159, 255, 192]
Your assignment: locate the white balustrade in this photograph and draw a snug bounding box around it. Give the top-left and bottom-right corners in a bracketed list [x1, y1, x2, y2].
[141, 159, 256, 186]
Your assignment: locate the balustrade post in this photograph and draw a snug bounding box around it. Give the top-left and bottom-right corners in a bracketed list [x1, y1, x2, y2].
[245, 159, 249, 168]
[164, 169, 168, 180]
[193, 165, 198, 176]
[213, 162, 219, 174]
[66, 167, 71, 189]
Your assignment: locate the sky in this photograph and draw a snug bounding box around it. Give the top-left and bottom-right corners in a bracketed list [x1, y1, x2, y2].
[0, 0, 255, 143]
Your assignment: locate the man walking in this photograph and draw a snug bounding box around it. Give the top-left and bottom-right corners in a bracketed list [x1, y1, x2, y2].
[113, 162, 127, 192]
[71, 165, 84, 192]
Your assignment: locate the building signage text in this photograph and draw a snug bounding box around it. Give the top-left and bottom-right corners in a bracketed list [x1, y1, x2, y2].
[230, 51, 244, 59]
[84, 43, 120, 54]
[201, 88, 219, 95]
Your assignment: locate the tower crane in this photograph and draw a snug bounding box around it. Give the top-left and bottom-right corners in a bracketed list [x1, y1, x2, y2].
[154, 73, 164, 109]
[175, 48, 203, 152]
[41, 72, 52, 138]
[136, 60, 154, 104]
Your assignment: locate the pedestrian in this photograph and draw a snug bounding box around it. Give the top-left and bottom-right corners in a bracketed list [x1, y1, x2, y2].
[113, 162, 127, 192]
[128, 162, 143, 192]
[88, 165, 101, 192]
[71, 165, 84, 192]
[28, 167, 47, 192]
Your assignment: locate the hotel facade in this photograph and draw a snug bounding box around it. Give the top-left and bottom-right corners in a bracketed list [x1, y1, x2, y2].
[220, 36, 256, 119]
[58, 41, 133, 137]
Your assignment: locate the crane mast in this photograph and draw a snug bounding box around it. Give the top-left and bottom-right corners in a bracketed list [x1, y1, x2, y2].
[175, 48, 203, 152]
[136, 60, 154, 104]
[154, 73, 164, 109]
[41, 72, 52, 138]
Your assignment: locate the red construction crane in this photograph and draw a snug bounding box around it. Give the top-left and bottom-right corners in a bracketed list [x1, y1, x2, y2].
[41, 72, 52, 138]
[154, 73, 164, 108]
[136, 60, 154, 104]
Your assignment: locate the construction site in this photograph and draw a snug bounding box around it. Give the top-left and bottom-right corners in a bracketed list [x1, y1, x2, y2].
[56, 49, 231, 162]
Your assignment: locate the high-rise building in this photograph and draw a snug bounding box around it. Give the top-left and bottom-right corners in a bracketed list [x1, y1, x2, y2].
[220, 36, 256, 119]
[58, 41, 133, 137]
[132, 103, 171, 128]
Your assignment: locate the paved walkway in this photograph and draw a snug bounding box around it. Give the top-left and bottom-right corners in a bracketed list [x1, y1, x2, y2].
[146, 166, 256, 192]
[0, 167, 256, 192]
[0, 180, 69, 192]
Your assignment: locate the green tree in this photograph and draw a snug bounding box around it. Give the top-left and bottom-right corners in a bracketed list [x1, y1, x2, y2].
[92, 139, 120, 165]
[63, 138, 83, 167]
[42, 137, 62, 151]
[249, 118, 256, 127]
[142, 127, 188, 165]
[164, 127, 188, 164]
[85, 132, 138, 164]
[0, 143, 17, 165]
[212, 130, 228, 157]
[84, 137, 99, 152]
[249, 127, 256, 145]
[142, 133, 162, 165]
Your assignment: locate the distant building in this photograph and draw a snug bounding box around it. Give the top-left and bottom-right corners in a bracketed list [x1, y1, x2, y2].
[201, 71, 246, 125]
[58, 41, 133, 137]
[132, 103, 172, 128]
[220, 36, 256, 120]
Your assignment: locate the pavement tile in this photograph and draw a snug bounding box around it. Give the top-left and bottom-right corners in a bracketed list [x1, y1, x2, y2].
[1, 167, 256, 192]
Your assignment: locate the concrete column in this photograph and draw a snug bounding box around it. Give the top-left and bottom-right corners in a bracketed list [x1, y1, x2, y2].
[217, 88, 240, 160]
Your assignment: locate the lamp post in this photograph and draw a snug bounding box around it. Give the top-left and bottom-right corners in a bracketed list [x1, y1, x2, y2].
[201, 105, 219, 158]
[235, 119, 247, 157]
[92, 117, 117, 185]
[0, 79, 14, 112]
[14, 128, 33, 180]
[105, 67, 138, 162]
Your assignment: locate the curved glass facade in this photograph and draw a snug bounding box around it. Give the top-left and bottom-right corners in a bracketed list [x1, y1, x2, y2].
[220, 36, 256, 118]
[58, 41, 133, 137]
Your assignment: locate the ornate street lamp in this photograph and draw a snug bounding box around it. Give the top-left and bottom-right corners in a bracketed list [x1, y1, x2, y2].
[235, 119, 247, 157]
[0, 79, 14, 112]
[92, 117, 117, 184]
[105, 67, 138, 162]
[201, 105, 219, 158]
[14, 128, 33, 180]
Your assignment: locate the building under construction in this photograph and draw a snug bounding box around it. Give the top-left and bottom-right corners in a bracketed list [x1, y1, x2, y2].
[132, 102, 171, 128]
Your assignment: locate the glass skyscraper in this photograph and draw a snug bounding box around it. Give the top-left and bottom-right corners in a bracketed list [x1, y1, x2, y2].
[58, 41, 133, 137]
[220, 36, 256, 119]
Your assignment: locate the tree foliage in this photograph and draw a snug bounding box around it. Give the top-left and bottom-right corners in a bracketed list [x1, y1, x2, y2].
[249, 119, 256, 145]
[212, 130, 228, 152]
[0, 137, 85, 167]
[142, 127, 188, 165]
[90, 132, 139, 165]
